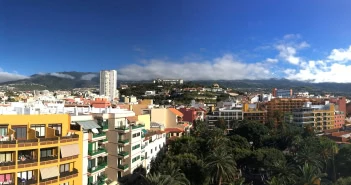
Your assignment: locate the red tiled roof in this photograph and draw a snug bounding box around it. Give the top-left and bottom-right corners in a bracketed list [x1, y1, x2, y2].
[169, 108, 183, 117]
[165, 128, 184, 133]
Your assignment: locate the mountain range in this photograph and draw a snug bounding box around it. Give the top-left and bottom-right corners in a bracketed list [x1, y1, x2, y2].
[1, 72, 351, 96]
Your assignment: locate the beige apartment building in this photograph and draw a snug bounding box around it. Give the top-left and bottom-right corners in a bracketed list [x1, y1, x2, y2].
[292, 102, 335, 131]
[151, 108, 184, 128]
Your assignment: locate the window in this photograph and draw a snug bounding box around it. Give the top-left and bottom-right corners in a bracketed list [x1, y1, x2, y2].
[132, 144, 140, 150]
[40, 148, 53, 158]
[60, 163, 70, 173]
[132, 132, 141, 138]
[48, 124, 62, 136]
[0, 125, 8, 137]
[0, 152, 12, 162]
[12, 126, 27, 140]
[132, 156, 140, 163]
[88, 159, 96, 169]
[0, 173, 12, 183]
[31, 124, 45, 138]
[17, 171, 33, 180]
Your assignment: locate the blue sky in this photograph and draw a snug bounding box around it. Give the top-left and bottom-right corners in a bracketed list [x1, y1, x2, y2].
[1, 0, 351, 82]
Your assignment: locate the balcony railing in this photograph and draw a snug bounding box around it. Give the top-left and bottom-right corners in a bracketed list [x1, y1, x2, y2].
[0, 140, 16, 144]
[118, 139, 129, 144]
[88, 148, 107, 156]
[88, 162, 107, 173]
[0, 161, 15, 167]
[115, 126, 129, 130]
[40, 156, 58, 162]
[132, 124, 144, 129]
[18, 139, 38, 143]
[98, 174, 107, 181]
[19, 179, 37, 185]
[40, 137, 59, 142]
[93, 132, 106, 138]
[40, 176, 58, 183]
[118, 164, 129, 170]
[18, 158, 37, 165]
[118, 151, 129, 157]
[60, 168, 78, 178]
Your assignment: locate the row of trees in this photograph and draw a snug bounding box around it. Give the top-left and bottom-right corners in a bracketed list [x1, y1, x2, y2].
[120, 120, 351, 185]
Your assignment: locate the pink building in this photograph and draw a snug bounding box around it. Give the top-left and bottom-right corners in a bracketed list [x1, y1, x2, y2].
[334, 111, 345, 129]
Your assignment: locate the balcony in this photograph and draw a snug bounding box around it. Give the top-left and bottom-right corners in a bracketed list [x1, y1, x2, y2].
[132, 124, 144, 130]
[118, 164, 129, 171]
[19, 179, 37, 185]
[118, 139, 129, 145]
[40, 156, 58, 165]
[0, 161, 15, 171]
[18, 139, 39, 147]
[40, 176, 58, 184]
[0, 140, 16, 148]
[18, 156, 38, 168]
[39, 137, 59, 146]
[88, 148, 107, 157]
[60, 168, 79, 181]
[118, 151, 129, 158]
[98, 174, 107, 181]
[115, 126, 130, 133]
[60, 134, 79, 143]
[88, 162, 107, 173]
[93, 132, 106, 138]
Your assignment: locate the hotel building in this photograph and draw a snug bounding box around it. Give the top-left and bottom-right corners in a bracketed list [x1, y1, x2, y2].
[0, 113, 83, 185]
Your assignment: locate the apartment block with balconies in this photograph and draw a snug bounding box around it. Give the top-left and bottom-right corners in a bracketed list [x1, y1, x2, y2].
[70, 115, 107, 185]
[292, 102, 335, 131]
[0, 114, 82, 185]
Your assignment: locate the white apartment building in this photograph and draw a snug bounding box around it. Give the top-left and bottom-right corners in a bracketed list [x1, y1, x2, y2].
[141, 131, 166, 173]
[100, 70, 117, 101]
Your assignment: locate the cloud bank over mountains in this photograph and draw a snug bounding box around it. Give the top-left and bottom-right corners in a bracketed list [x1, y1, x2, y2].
[119, 34, 351, 83]
[2, 34, 351, 83]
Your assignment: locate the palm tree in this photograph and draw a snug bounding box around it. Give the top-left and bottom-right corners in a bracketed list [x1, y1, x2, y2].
[266, 176, 285, 185]
[295, 147, 323, 170]
[143, 172, 173, 185]
[295, 163, 325, 185]
[271, 160, 297, 184]
[206, 148, 237, 185]
[207, 135, 229, 150]
[163, 162, 190, 185]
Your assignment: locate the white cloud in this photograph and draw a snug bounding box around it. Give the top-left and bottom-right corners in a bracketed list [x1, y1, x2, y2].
[327, 45, 351, 62]
[43, 73, 75, 79]
[285, 59, 351, 83]
[0, 68, 28, 83]
[275, 34, 309, 65]
[283, 34, 301, 40]
[81, 74, 97, 80]
[118, 54, 272, 81]
[265, 58, 278, 63]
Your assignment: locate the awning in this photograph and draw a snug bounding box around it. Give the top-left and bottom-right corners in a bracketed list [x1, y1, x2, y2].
[76, 120, 101, 130]
[141, 129, 147, 134]
[61, 143, 80, 158]
[91, 128, 99, 134]
[40, 166, 59, 179]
